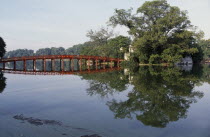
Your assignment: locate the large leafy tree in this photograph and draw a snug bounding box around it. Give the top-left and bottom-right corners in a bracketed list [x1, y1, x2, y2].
[0, 37, 6, 59]
[109, 0, 203, 64]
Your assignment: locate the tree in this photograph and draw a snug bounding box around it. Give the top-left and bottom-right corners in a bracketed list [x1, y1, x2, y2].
[86, 27, 114, 46]
[51, 47, 66, 55]
[66, 43, 88, 55]
[81, 33, 131, 58]
[0, 37, 6, 59]
[109, 0, 203, 64]
[4, 49, 34, 58]
[36, 48, 51, 55]
[107, 36, 131, 58]
[82, 28, 129, 58]
[198, 39, 210, 60]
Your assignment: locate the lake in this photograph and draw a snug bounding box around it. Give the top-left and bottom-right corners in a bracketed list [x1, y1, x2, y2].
[0, 65, 210, 137]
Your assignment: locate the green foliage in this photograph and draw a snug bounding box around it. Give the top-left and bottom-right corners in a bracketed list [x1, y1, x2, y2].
[5, 49, 34, 58]
[107, 36, 131, 58]
[66, 43, 88, 55]
[80, 41, 101, 56]
[50, 47, 65, 55]
[36, 48, 52, 55]
[80, 70, 129, 98]
[198, 39, 210, 60]
[80, 33, 131, 58]
[161, 45, 182, 64]
[86, 27, 114, 46]
[149, 54, 161, 64]
[0, 37, 6, 58]
[109, 0, 203, 64]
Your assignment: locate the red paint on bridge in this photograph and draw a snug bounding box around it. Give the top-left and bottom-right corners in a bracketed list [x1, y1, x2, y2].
[0, 55, 123, 62]
[0, 55, 123, 71]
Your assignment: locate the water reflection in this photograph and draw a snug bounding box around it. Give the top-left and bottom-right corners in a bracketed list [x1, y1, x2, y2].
[80, 70, 129, 98]
[80, 65, 209, 128]
[0, 70, 6, 93]
[1, 65, 210, 130]
[2, 66, 120, 75]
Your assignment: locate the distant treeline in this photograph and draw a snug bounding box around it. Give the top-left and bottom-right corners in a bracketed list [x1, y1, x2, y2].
[4, 33, 131, 60]
[4, 43, 86, 58]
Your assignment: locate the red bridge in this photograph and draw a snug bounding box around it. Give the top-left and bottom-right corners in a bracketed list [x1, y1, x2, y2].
[0, 55, 123, 71]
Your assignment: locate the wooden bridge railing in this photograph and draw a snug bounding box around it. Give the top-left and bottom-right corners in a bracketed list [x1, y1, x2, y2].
[0, 55, 124, 71]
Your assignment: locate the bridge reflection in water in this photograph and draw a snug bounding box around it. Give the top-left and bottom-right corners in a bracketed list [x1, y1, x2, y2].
[1, 67, 121, 75]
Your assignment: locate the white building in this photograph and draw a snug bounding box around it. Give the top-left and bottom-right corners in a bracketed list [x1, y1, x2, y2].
[123, 45, 134, 61]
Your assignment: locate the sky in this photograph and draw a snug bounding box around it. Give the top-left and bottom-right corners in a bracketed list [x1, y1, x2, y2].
[0, 0, 210, 51]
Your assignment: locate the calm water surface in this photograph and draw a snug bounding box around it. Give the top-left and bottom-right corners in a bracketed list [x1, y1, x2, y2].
[0, 65, 210, 137]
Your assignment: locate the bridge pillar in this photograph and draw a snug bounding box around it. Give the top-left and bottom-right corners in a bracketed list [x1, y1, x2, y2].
[59, 59, 62, 71]
[43, 59, 46, 71]
[61, 59, 64, 71]
[3, 62, 5, 69]
[87, 59, 90, 66]
[33, 59, 36, 71]
[71, 59, 74, 72]
[110, 61, 113, 68]
[23, 60, 26, 71]
[87, 63, 90, 71]
[52, 59, 55, 71]
[103, 64, 105, 69]
[79, 61, 82, 71]
[103, 60, 106, 69]
[69, 59, 71, 71]
[117, 60, 120, 68]
[79, 59, 82, 66]
[95, 60, 98, 70]
[14, 61, 16, 70]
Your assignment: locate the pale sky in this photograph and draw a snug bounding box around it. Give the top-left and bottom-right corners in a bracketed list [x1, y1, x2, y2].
[0, 0, 210, 51]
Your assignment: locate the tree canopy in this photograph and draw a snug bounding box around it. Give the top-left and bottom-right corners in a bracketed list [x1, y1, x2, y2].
[109, 0, 203, 64]
[80, 28, 131, 58]
[198, 39, 210, 60]
[0, 37, 6, 58]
